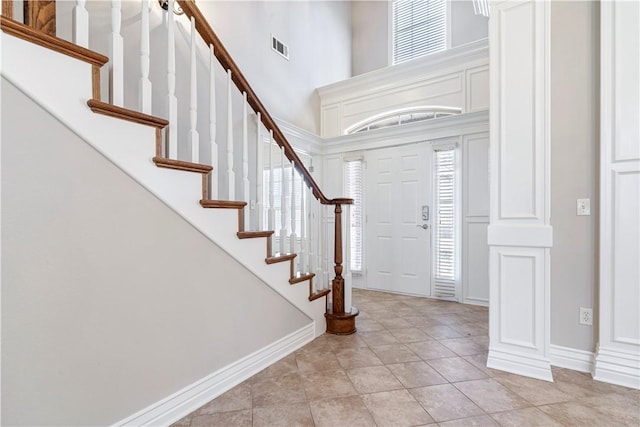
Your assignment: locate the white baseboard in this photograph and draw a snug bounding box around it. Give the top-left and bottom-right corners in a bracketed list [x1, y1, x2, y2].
[593, 345, 640, 390]
[112, 323, 315, 427]
[549, 344, 594, 373]
[487, 347, 553, 382]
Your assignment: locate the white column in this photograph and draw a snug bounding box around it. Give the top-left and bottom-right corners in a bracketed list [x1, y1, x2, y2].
[344, 203, 352, 311]
[279, 146, 287, 254]
[226, 69, 235, 199]
[289, 162, 297, 255]
[189, 17, 199, 163]
[256, 112, 264, 230]
[268, 130, 275, 232]
[72, 0, 89, 48]
[209, 44, 218, 199]
[593, 0, 640, 390]
[109, 0, 124, 107]
[487, 0, 553, 381]
[166, 0, 178, 158]
[242, 92, 250, 227]
[138, 0, 152, 114]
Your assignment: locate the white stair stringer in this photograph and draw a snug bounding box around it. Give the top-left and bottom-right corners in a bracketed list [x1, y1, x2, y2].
[1, 32, 327, 336]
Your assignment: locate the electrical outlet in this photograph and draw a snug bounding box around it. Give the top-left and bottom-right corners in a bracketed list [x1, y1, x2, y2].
[579, 307, 593, 325]
[577, 198, 591, 216]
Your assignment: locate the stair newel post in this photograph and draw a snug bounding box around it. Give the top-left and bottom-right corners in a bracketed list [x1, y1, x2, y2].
[226, 69, 235, 200]
[256, 112, 264, 230]
[242, 92, 250, 227]
[189, 16, 199, 163]
[289, 161, 297, 255]
[299, 179, 307, 274]
[268, 130, 275, 233]
[332, 203, 345, 315]
[209, 44, 218, 199]
[138, 0, 152, 114]
[109, 0, 124, 107]
[72, 0, 89, 48]
[166, 0, 178, 158]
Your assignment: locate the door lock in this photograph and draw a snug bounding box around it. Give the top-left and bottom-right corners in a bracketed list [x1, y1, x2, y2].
[416, 224, 429, 229]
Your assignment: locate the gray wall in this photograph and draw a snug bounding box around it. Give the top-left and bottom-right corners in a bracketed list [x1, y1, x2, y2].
[1, 79, 310, 426]
[351, 0, 488, 76]
[550, 1, 599, 352]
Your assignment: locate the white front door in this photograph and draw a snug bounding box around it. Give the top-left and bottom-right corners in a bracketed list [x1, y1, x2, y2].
[365, 143, 432, 296]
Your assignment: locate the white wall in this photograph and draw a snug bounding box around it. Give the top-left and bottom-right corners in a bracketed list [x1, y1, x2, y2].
[550, 0, 598, 352]
[1, 79, 310, 426]
[351, 0, 488, 76]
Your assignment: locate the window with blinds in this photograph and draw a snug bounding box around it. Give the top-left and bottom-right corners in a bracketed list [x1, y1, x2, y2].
[434, 148, 455, 287]
[344, 159, 364, 272]
[393, 0, 447, 65]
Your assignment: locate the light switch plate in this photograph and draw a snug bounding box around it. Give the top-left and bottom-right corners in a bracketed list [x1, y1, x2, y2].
[577, 198, 591, 216]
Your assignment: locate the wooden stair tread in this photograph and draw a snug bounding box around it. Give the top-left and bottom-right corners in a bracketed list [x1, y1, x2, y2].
[237, 230, 274, 239]
[289, 272, 315, 284]
[1, 17, 108, 67]
[200, 200, 247, 209]
[265, 253, 296, 264]
[153, 157, 213, 174]
[309, 288, 331, 302]
[88, 99, 169, 128]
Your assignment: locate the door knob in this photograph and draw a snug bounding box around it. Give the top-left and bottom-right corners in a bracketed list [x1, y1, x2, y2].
[416, 224, 428, 229]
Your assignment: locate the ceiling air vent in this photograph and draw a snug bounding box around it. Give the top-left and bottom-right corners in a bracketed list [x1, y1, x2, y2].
[271, 34, 289, 60]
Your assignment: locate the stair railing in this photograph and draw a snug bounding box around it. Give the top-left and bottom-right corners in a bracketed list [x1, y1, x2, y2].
[1, 0, 357, 332]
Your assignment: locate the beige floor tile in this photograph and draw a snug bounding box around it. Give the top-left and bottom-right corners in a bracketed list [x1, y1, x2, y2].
[335, 347, 384, 369]
[438, 415, 499, 426]
[309, 395, 376, 427]
[170, 414, 192, 427]
[409, 384, 484, 422]
[538, 400, 619, 426]
[439, 337, 488, 356]
[359, 330, 400, 347]
[452, 322, 488, 337]
[324, 333, 368, 350]
[252, 403, 314, 427]
[300, 369, 358, 401]
[494, 372, 573, 406]
[347, 365, 404, 394]
[426, 357, 488, 383]
[490, 407, 564, 426]
[371, 343, 421, 364]
[387, 361, 449, 388]
[552, 367, 637, 398]
[408, 340, 457, 360]
[377, 316, 413, 329]
[361, 389, 434, 427]
[190, 409, 252, 427]
[251, 372, 307, 408]
[461, 353, 506, 377]
[195, 383, 252, 415]
[251, 354, 298, 383]
[453, 378, 530, 413]
[356, 318, 385, 331]
[420, 324, 466, 340]
[295, 349, 341, 372]
[577, 392, 640, 426]
[388, 327, 433, 343]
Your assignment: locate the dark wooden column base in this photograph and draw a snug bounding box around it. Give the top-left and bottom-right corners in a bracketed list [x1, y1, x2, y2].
[325, 306, 359, 335]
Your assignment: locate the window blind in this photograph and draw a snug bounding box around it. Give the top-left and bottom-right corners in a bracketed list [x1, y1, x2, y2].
[393, 0, 447, 64]
[434, 148, 455, 284]
[344, 160, 364, 272]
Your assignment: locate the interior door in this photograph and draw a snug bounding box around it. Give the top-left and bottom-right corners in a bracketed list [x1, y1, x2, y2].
[365, 143, 432, 296]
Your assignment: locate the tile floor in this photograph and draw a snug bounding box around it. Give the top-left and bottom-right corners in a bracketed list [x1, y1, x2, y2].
[173, 289, 640, 426]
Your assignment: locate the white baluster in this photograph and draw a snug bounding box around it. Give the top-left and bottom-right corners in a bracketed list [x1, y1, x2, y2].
[279, 145, 287, 254]
[268, 130, 275, 232]
[308, 197, 316, 290]
[109, 0, 124, 106]
[290, 162, 297, 256]
[167, 0, 178, 158]
[138, 0, 152, 113]
[299, 180, 307, 274]
[73, 0, 89, 48]
[256, 112, 264, 230]
[227, 69, 235, 199]
[209, 44, 218, 199]
[315, 202, 324, 291]
[189, 17, 199, 163]
[344, 204, 352, 312]
[242, 92, 250, 227]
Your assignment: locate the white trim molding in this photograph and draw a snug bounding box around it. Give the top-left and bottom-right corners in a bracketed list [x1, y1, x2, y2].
[113, 323, 315, 426]
[487, 0, 553, 382]
[549, 344, 595, 374]
[593, 0, 640, 391]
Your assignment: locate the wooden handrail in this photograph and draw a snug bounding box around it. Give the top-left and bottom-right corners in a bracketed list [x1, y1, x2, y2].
[177, 0, 351, 207]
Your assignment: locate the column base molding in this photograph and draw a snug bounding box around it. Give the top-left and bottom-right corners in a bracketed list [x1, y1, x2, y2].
[487, 346, 553, 382]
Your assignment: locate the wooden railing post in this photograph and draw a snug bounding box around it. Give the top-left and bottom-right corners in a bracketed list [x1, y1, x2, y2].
[2, 0, 13, 19]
